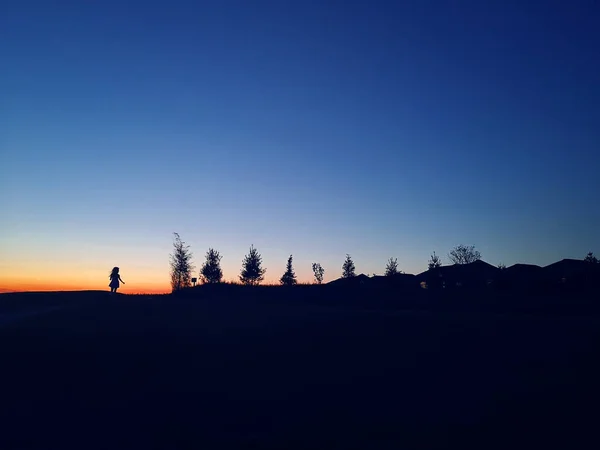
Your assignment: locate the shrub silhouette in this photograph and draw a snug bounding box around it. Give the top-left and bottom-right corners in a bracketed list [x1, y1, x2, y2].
[448, 245, 481, 265]
[280, 255, 297, 286]
[342, 254, 356, 278]
[200, 248, 223, 284]
[312, 263, 325, 284]
[240, 245, 266, 286]
[428, 251, 442, 269]
[170, 232, 194, 292]
[384, 257, 399, 276]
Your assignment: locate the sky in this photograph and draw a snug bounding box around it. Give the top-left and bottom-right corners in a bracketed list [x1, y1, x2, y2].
[1, 0, 599, 293]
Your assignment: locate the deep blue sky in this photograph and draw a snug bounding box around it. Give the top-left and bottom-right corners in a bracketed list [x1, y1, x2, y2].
[1, 0, 599, 288]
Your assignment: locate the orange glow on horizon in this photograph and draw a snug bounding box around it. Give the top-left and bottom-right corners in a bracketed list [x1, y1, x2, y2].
[0, 277, 171, 295]
[0, 278, 315, 294]
[0, 260, 316, 295]
[0, 284, 172, 295]
[0, 261, 173, 294]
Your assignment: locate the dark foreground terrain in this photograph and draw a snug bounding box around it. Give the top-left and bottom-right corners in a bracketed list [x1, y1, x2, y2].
[1, 289, 599, 449]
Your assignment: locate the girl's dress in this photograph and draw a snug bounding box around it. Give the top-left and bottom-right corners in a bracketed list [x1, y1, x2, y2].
[109, 274, 120, 289]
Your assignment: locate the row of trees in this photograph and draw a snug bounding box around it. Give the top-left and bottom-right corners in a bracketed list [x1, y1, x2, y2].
[169, 233, 598, 291]
[170, 235, 486, 292]
[169, 233, 321, 291]
[170, 233, 328, 291]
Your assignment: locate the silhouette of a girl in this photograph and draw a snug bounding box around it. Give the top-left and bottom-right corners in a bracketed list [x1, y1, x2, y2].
[109, 267, 125, 293]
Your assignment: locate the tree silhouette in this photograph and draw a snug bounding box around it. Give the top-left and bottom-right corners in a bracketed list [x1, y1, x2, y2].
[448, 245, 481, 265]
[279, 255, 297, 286]
[170, 232, 194, 292]
[498, 263, 507, 270]
[200, 248, 223, 284]
[240, 245, 266, 285]
[428, 251, 442, 269]
[384, 257, 399, 276]
[584, 252, 599, 264]
[312, 262, 325, 284]
[342, 254, 356, 278]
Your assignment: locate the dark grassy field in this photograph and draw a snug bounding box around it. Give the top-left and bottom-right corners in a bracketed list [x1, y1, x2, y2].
[1, 289, 599, 449]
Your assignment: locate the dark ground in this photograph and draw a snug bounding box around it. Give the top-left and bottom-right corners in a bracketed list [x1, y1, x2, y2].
[1, 290, 599, 449]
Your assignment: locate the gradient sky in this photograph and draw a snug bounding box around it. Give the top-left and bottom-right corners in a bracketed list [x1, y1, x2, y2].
[1, 0, 599, 293]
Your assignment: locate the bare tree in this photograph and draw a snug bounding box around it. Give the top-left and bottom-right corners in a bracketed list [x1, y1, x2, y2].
[240, 245, 266, 285]
[170, 232, 194, 292]
[428, 251, 442, 269]
[498, 263, 507, 270]
[200, 248, 223, 284]
[280, 255, 297, 286]
[384, 257, 399, 276]
[448, 245, 481, 265]
[584, 252, 599, 264]
[342, 254, 356, 278]
[312, 263, 325, 284]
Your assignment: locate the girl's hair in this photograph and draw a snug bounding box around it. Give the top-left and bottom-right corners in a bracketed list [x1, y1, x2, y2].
[110, 267, 119, 277]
